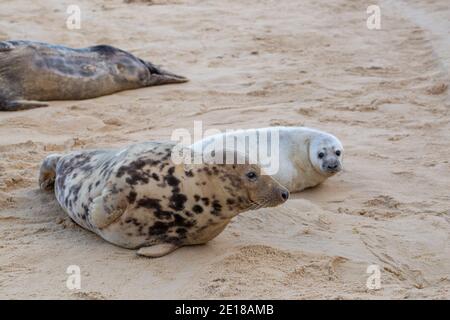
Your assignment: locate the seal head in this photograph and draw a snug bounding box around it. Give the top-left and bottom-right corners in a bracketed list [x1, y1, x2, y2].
[309, 135, 344, 176]
[200, 150, 289, 214]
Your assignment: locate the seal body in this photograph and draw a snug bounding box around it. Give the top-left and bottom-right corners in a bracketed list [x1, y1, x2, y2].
[0, 40, 187, 111]
[190, 127, 344, 193]
[39, 142, 288, 257]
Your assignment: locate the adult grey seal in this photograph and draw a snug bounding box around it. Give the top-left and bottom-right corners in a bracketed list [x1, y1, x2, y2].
[190, 126, 344, 193]
[39, 142, 289, 258]
[0, 40, 188, 111]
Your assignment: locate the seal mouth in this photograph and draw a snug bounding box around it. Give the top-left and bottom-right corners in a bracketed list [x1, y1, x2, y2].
[247, 192, 288, 211]
[324, 167, 341, 174]
[321, 161, 342, 175]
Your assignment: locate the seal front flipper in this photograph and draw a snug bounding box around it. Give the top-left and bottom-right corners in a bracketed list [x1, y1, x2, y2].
[89, 184, 129, 229]
[137, 243, 180, 258]
[0, 100, 49, 111]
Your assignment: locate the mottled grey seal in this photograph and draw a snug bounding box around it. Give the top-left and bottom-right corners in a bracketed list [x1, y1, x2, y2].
[0, 40, 188, 111]
[39, 142, 289, 258]
[190, 126, 344, 192]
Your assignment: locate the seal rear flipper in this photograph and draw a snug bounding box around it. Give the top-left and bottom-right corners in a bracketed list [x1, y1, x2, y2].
[0, 100, 49, 111]
[143, 60, 189, 85]
[39, 154, 62, 191]
[137, 243, 180, 258]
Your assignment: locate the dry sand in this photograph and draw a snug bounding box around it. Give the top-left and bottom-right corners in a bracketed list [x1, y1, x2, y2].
[0, 0, 449, 299]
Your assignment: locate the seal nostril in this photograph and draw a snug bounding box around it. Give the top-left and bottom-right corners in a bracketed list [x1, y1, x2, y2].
[281, 190, 289, 201]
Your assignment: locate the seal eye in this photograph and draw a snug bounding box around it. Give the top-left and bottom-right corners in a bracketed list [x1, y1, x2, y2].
[318, 152, 325, 159]
[246, 171, 258, 181]
[335, 150, 341, 156]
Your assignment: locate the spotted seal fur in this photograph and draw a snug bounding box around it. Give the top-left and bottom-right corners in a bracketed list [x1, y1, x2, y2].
[39, 142, 289, 257]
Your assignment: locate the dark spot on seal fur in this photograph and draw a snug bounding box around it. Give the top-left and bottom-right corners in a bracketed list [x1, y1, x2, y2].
[147, 214, 195, 238]
[82, 204, 89, 217]
[116, 158, 161, 186]
[192, 205, 203, 214]
[127, 191, 137, 204]
[163, 166, 180, 187]
[185, 211, 194, 217]
[185, 170, 194, 177]
[201, 197, 210, 206]
[148, 221, 169, 235]
[137, 197, 173, 220]
[173, 214, 195, 228]
[169, 193, 187, 211]
[226, 198, 235, 205]
[165, 175, 180, 187]
[211, 200, 222, 216]
[67, 183, 82, 203]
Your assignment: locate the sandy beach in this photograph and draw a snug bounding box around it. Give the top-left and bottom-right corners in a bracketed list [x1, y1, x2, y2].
[0, 0, 449, 299]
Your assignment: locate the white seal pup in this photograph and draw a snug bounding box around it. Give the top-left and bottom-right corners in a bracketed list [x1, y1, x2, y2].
[190, 126, 344, 192]
[39, 142, 289, 258]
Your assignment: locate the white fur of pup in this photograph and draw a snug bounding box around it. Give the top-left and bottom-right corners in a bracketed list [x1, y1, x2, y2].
[189, 126, 344, 192]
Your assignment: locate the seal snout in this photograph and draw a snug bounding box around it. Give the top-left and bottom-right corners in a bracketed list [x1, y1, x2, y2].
[276, 186, 289, 204]
[322, 159, 342, 174]
[327, 162, 339, 170]
[281, 189, 289, 201]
